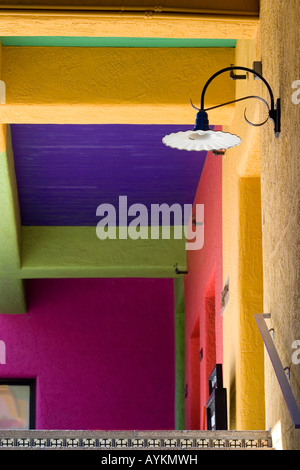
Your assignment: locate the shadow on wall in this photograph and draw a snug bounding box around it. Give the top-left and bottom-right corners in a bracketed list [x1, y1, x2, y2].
[189, 317, 200, 430]
[229, 375, 237, 430]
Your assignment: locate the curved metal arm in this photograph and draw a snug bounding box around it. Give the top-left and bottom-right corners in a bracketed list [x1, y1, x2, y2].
[210, 95, 271, 127]
[200, 66, 275, 110]
[201, 95, 270, 113]
[198, 66, 281, 137]
[191, 95, 270, 127]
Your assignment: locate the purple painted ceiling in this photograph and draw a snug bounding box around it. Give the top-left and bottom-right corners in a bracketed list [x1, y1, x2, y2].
[11, 124, 209, 226]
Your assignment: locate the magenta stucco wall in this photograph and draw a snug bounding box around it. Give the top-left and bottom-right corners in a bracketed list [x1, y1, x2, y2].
[0, 278, 175, 430]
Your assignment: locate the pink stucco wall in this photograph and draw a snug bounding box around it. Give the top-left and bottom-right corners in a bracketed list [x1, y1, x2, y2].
[184, 143, 223, 430]
[0, 278, 175, 430]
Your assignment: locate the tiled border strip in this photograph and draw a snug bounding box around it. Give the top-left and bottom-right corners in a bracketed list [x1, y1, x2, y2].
[0, 431, 272, 449]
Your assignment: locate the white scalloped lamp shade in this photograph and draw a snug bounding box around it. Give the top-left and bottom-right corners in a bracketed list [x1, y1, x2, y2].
[162, 129, 241, 152]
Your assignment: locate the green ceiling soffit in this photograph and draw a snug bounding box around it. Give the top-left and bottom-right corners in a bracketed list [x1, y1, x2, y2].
[174, 277, 185, 430]
[0, 36, 236, 48]
[0, 226, 186, 280]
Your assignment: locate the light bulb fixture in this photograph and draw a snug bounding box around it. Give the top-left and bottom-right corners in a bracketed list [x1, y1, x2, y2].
[162, 65, 281, 152]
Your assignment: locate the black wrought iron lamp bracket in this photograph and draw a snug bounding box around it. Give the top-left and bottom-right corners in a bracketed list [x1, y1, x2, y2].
[192, 66, 281, 138]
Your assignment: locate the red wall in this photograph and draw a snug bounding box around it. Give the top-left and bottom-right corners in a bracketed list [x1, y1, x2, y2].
[0, 278, 175, 430]
[184, 146, 223, 430]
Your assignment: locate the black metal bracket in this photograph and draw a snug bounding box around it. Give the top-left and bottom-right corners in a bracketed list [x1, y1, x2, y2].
[230, 65, 247, 80]
[174, 263, 188, 275]
[192, 214, 204, 226]
[269, 328, 275, 340]
[252, 61, 263, 80]
[269, 98, 281, 138]
[284, 367, 291, 381]
[197, 65, 281, 138]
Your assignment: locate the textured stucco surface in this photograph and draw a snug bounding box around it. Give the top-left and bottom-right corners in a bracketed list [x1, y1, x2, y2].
[0, 46, 235, 125]
[0, 278, 175, 430]
[184, 141, 223, 430]
[222, 37, 265, 430]
[260, 0, 300, 450]
[0, 0, 259, 13]
[0, 10, 258, 41]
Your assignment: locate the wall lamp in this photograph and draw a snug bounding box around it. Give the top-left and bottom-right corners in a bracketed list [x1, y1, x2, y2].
[162, 66, 281, 152]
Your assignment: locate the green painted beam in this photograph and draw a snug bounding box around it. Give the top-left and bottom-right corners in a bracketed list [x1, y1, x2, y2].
[0, 36, 237, 48]
[0, 279, 27, 314]
[174, 277, 185, 430]
[0, 125, 27, 313]
[3, 226, 187, 279]
[0, 127, 21, 270]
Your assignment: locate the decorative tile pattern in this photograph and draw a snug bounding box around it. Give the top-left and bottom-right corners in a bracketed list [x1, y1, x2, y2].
[212, 439, 226, 448]
[147, 439, 161, 448]
[99, 438, 113, 448]
[245, 439, 259, 448]
[131, 439, 145, 448]
[17, 438, 31, 447]
[228, 439, 243, 448]
[196, 438, 210, 448]
[163, 439, 177, 448]
[261, 439, 270, 448]
[33, 438, 47, 448]
[50, 438, 64, 448]
[66, 438, 80, 447]
[82, 438, 96, 448]
[115, 439, 129, 448]
[180, 439, 193, 448]
[1, 438, 14, 447]
[0, 432, 272, 449]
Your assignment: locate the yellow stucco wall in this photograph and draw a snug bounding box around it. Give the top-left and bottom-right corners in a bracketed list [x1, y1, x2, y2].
[223, 1, 300, 448]
[222, 36, 265, 430]
[0, 12, 258, 40]
[0, 46, 235, 124]
[259, 0, 300, 450]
